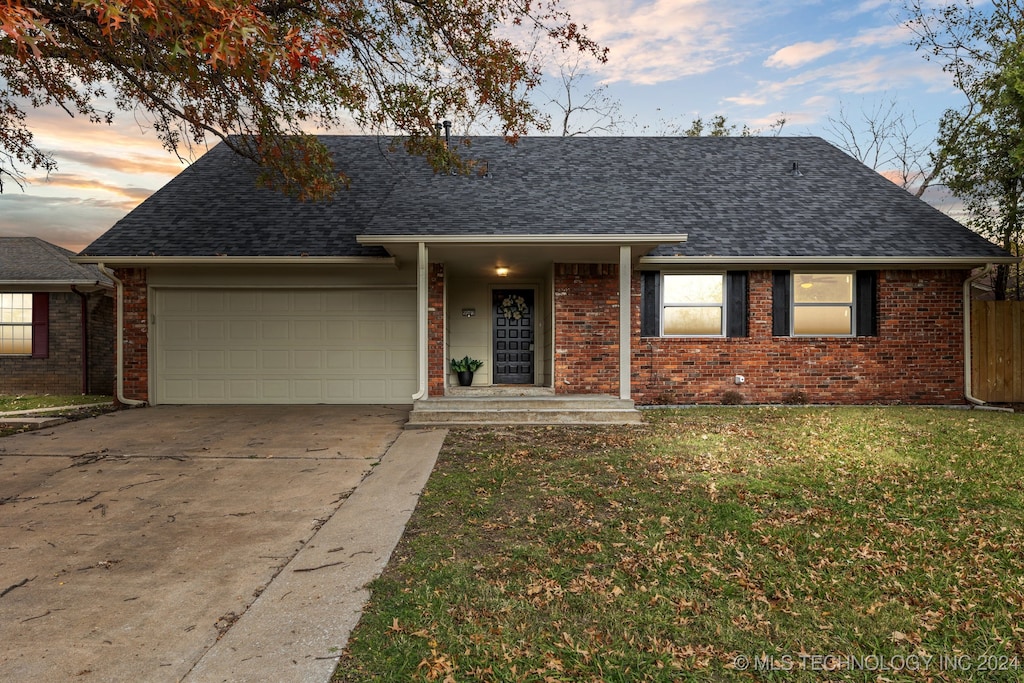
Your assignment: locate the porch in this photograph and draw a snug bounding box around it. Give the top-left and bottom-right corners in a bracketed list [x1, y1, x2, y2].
[406, 387, 642, 428]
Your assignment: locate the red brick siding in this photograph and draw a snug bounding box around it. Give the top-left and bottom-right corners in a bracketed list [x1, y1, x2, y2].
[553, 263, 621, 395]
[117, 268, 149, 403]
[0, 291, 113, 395]
[630, 269, 968, 405]
[428, 263, 445, 396]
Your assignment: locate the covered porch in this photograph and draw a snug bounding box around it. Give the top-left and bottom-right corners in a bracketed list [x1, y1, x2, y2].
[357, 234, 685, 425]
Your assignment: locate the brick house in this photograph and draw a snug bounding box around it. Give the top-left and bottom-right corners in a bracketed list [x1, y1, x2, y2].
[1, 237, 114, 395]
[74, 137, 1016, 414]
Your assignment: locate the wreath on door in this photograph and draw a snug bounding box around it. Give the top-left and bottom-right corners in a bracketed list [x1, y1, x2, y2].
[498, 295, 529, 320]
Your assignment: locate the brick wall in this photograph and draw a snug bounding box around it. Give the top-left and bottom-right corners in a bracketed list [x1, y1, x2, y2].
[87, 292, 115, 395]
[630, 269, 968, 405]
[0, 290, 114, 395]
[553, 263, 621, 395]
[428, 263, 445, 396]
[116, 268, 149, 403]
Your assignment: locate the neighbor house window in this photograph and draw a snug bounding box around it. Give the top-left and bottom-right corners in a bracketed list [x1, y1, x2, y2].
[662, 274, 726, 336]
[0, 293, 33, 354]
[792, 273, 854, 336]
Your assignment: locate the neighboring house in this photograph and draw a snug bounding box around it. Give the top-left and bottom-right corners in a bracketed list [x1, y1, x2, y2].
[74, 136, 1017, 407]
[1, 237, 115, 395]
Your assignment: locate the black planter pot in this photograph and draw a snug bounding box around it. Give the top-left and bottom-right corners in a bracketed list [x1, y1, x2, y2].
[457, 370, 474, 387]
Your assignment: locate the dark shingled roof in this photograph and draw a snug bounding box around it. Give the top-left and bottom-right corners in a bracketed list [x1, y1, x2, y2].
[80, 135, 1012, 261]
[1, 237, 111, 284]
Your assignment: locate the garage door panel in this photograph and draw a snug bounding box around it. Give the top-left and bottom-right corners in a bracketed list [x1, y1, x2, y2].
[155, 288, 416, 404]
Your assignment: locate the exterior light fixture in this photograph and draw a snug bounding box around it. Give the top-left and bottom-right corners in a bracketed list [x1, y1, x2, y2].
[496, 267, 509, 277]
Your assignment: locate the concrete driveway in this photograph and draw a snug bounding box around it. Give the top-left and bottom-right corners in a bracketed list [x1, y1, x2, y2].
[0, 405, 441, 682]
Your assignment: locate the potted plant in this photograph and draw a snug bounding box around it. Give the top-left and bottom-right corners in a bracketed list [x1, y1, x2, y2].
[450, 355, 483, 387]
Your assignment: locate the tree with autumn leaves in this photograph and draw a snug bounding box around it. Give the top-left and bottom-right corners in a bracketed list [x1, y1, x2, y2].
[0, 0, 603, 197]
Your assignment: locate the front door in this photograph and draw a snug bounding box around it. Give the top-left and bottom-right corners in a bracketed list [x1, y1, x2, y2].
[493, 289, 535, 384]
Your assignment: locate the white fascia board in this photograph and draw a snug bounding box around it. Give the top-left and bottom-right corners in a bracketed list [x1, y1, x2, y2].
[358, 234, 688, 246]
[70, 255, 399, 266]
[638, 255, 1021, 269]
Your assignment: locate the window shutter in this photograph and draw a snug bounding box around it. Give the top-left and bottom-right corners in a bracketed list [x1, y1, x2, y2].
[726, 271, 748, 337]
[31, 292, 49, 359]
[641, 272, 660, 337]
[772, 271, 791, 336]
[856, 271, 878, 337]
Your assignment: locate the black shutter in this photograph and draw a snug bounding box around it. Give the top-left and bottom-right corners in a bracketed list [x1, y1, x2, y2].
[856, 271, 878, 337]
[641, 271, 660, 337]
[726, 271, 748, 337]
[772, 271, 791, 336]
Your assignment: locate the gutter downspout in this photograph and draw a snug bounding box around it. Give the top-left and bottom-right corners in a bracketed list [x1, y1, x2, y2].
[964, 265, 993, 407]
[98, 264, 146, 407]
[71, 285, 89, 395]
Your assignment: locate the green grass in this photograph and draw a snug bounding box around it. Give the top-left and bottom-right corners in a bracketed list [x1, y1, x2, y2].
[334, 408, 1024, 682]
[0, 394, 112, 412]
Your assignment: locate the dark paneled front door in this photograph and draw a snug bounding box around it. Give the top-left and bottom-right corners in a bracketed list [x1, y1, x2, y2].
[493, 289, 534, 384]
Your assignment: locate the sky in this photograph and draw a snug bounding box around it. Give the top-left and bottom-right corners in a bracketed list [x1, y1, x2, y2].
[0, 0, 968, 253]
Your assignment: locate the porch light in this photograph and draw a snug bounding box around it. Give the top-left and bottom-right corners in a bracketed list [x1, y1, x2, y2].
[496, 267, 509, 277]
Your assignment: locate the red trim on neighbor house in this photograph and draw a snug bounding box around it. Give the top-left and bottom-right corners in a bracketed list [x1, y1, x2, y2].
[30, 292, 49, 359]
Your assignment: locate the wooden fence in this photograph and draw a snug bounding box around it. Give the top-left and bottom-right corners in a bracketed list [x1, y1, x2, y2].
[972, 301, 1024, 403]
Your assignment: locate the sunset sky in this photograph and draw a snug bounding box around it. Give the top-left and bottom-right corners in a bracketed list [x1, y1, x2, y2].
[0, 0, 968, 253]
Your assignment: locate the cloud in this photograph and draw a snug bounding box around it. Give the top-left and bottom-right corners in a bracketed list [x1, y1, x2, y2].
[850, 25, 915, 49]
[731, 55, 949, 114]
[765, 40, 841, 69]
[28, 173, 154, 201]
[0, 194, 133, 251]
[51, 149, 186, 177]
[567, 0, 746, 85]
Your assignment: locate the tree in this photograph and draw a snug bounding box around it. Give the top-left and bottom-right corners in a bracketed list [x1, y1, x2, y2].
[0, 0, 603, 197]
[547, 56, 627, 136]
[647, 113, 785, 137]
[904, 0, 1024, 299]
[824, 98, 938, 198]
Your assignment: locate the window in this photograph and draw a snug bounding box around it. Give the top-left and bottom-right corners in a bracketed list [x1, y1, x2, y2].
[0, 293, 33, 354]
[662, 274, 725, 336]
[792, 273, 854, 335]
[772, 271, 877, 338]
[641, 272, 747, 338]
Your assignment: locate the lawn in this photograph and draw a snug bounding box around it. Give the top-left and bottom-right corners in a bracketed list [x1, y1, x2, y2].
[334, 408, 1024, 682]
[0, 394, 115, 436]
[0, 394, 111, 413]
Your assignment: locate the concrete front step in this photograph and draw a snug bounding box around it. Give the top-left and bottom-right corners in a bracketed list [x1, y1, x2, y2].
[406, 395, 643, 427]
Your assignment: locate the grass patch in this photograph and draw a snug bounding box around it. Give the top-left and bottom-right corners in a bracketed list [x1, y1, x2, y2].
[0, 394, 115, 437]
[0, 394, 112, 412]
[334, 408, 1024, 682]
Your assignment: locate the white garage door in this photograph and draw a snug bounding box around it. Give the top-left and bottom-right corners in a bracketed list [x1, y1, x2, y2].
[153, 288, 417, 404]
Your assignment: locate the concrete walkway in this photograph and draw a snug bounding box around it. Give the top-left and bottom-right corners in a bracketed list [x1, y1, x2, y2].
[182, 428, 447, 683]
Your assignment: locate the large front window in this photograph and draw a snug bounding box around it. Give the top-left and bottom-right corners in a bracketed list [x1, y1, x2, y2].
[0, 293, 33, 354]
[662, 274, 725, 336]
[792, 273, 854, 335]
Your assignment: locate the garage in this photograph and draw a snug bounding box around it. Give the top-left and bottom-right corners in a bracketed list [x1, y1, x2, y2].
[152, 287, 417, 404]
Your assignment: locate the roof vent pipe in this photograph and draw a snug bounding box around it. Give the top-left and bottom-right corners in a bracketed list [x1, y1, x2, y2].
[791, 162, 803, 178]
[442, 120, 451, 149]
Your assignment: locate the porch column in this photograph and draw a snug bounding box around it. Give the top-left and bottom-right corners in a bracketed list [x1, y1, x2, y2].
[619, 245, 631, 400]
[413, 241, 429, 400]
